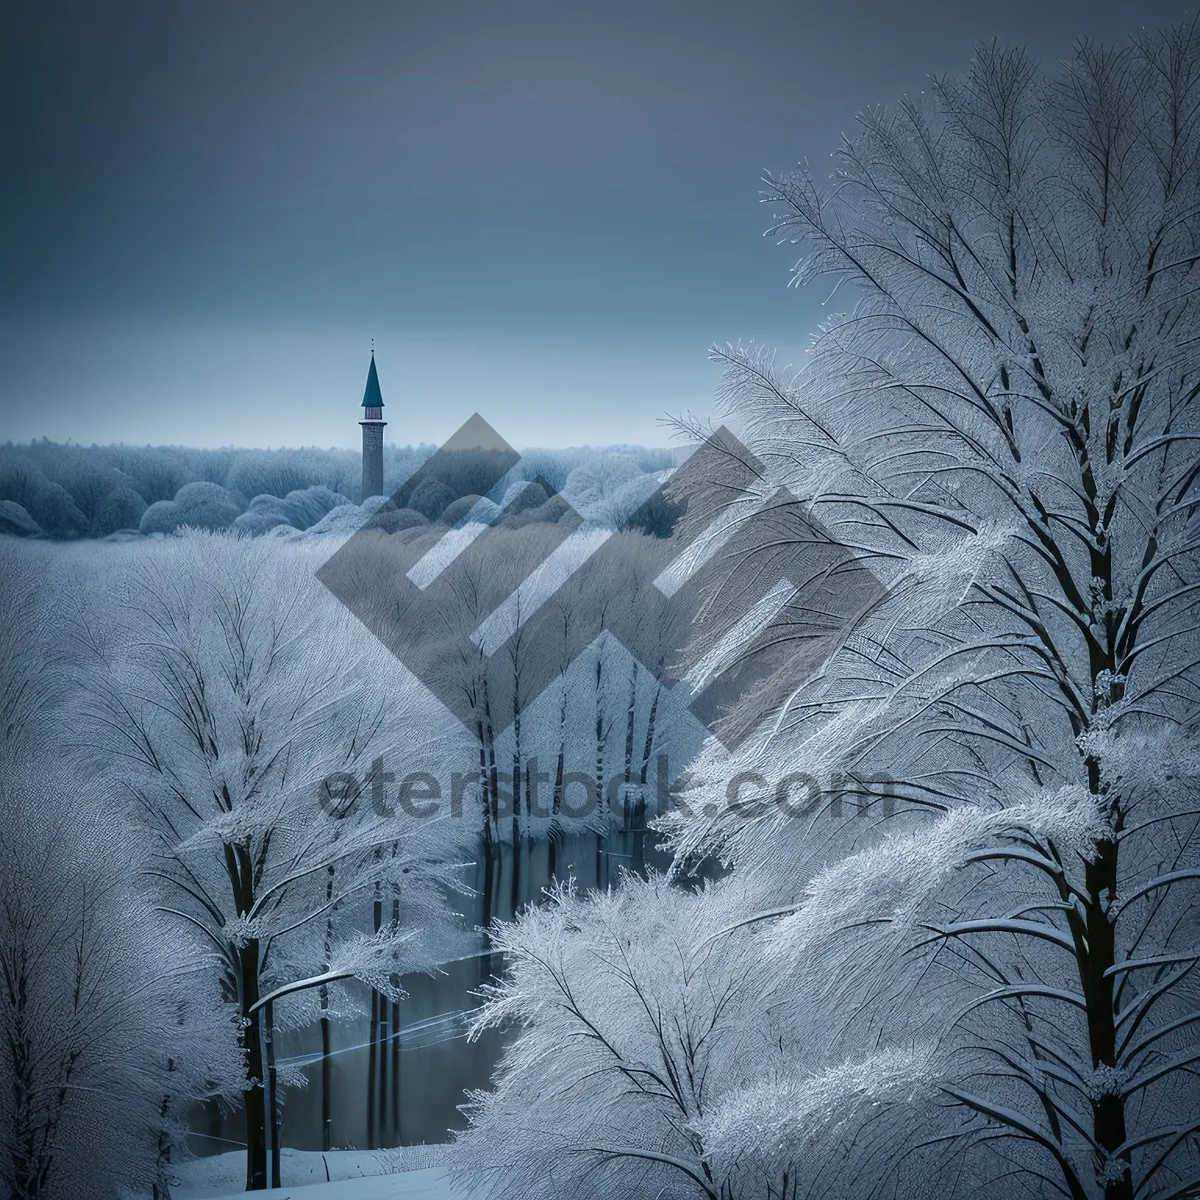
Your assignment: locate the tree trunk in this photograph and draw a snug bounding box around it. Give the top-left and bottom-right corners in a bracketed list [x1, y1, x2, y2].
[367, 985, 379, 1150]
[391, 898, 401, 1140]
[152, 1077, 172, 1200]
[476, 716, 494, 848]
[1084, 846, 1130, 1200]
[240, 942, 268, 1190]
[547, 686, 567, 880]
[320, 863, 335, 1153]
[483, 680, 499, 833]
[320, 1007, 332, 1152]
[594, 648, 608, 890]
[9, 942, 46, 1198]
[378, 991, 389, 1136]
[512, 673, 522, 849]
[1083, 529, 1131, 1200]
[366, 888, 382, 1151]
[1079, 753, 1131, 1200]
[638, 686, 660, 789]
[510, 782, 522, 915]
[623, 660, 638, 801]
[510, 757, 522, 913]
[265, 999, 281, 1187]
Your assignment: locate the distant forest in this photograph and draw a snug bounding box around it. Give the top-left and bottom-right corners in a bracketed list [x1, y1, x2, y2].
[0, 440, 681, 539]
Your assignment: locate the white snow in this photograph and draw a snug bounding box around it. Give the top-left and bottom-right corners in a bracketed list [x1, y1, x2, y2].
[172, 1147, 462, 1200]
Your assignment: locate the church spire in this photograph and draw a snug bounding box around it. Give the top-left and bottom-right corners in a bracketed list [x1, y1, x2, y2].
[361, 350, 384, 410]
[359, 345, 386, 501]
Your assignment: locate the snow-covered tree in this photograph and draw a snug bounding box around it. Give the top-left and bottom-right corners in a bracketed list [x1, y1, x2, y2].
[96, 485, 148, 536]
[0, 542, 237, 1200]
[0, 765, 238, 1200]
[0, 500, 42, 538]
[0, 455, 51, 512]
[70, 532, 472, 1189]
[0, 548, 60, 752]
[459, 25, 1200, 1200]
[659, 27, 1200, 1200]
[138, 480, 242, 534]
[562, 455, 660, 528]
[20, 481, 88, 538]
[454, 875, 787, 1200]
[231, 485, 351, 536]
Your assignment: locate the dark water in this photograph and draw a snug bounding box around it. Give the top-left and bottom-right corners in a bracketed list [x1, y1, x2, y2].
[189, 827, 672, 1157]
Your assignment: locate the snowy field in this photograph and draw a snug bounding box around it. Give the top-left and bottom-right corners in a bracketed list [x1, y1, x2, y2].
[172, 1147, 463, 1200]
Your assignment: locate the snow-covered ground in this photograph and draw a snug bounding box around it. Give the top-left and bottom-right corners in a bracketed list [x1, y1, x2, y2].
[172, 1147, 464, 1200]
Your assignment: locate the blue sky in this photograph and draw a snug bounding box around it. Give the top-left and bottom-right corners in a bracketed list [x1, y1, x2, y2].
[1, 0, 1189, 449]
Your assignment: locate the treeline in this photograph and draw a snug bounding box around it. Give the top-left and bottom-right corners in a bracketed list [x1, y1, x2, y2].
[0, 440, 679, 539]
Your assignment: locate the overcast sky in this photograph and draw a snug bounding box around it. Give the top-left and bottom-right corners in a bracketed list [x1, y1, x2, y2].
[0, 0, 1190, 450]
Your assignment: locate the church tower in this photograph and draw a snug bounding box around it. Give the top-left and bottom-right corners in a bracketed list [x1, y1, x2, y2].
[359, 348, 386, 501]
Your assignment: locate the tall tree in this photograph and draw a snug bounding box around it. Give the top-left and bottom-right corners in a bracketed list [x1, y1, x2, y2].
[460, 25, 1200, 1200]
[0, 543, 236, 1200]
[0, 766, 238, 1200]
[665, 27, 1200, 1200]
[73, 533, 469, 1189]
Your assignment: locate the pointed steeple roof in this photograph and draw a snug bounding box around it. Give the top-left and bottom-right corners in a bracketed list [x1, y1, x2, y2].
[361, 352, 384, 408]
